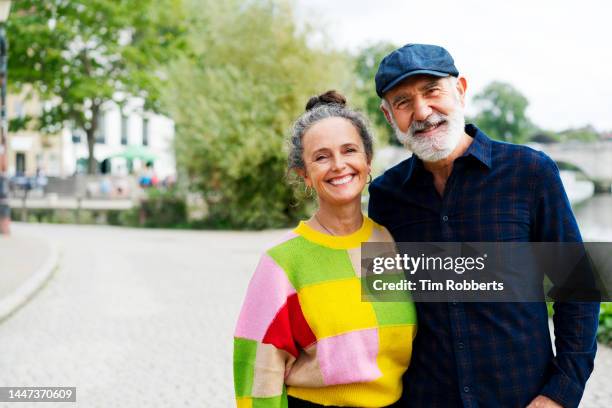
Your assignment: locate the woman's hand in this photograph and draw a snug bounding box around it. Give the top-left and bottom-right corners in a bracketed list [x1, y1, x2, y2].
[526, 395, 563, 408]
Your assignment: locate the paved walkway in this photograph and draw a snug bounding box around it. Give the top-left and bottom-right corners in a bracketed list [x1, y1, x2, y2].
[0, 223, 609, 407]
[0, 233, 50, 301]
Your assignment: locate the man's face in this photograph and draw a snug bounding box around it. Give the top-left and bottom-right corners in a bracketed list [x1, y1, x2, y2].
[382, 75, 467, 162]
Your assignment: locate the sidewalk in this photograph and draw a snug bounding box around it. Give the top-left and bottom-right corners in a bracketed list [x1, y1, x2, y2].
[0, 228, 59, 321]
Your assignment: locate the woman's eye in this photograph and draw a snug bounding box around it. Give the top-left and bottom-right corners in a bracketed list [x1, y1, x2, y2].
[315, 155, 327, 161]
[346, 148, 357, 153]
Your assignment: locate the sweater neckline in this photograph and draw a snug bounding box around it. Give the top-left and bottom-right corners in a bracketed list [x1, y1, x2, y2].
[293, 215, 374, 249]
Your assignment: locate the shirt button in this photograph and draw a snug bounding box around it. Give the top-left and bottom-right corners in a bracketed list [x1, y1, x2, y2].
[458, 342, 465, 350]
[464, 386, 470, 393]
[442, 215, 449, 222]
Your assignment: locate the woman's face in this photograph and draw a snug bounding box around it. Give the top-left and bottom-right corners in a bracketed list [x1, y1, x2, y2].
[301, 117, 371, 208]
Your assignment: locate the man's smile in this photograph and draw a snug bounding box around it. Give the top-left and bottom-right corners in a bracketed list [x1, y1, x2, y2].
[414, 120, 448, 137]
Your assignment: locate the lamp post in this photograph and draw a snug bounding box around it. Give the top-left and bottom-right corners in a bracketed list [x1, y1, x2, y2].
[0, 0, 11, 235]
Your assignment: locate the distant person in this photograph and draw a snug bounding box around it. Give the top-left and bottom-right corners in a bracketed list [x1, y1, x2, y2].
[233, 91, 417, 407]
[35, 166, 48, 194]
[99, 177, 112, 197]
[368, 43, 599, 407]
[138, 162, 156, 188]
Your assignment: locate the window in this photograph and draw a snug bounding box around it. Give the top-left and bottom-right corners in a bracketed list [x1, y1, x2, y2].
[95, 112, 106, 144]
[71, 126, 83, 144]
[16, 153, 26, 175]
[121, 113, 129, 145]
[14, 100, 25, 119]
[142, 117, 149, 146]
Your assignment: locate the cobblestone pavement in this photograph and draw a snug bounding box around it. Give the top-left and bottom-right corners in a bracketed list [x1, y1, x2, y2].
[0, 223, 610, 407]
[0, 223, 283, 408]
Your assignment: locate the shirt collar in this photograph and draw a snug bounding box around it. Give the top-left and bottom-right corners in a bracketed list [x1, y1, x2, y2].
[463, 124, 492, 169]
[402, 123, 492, 186]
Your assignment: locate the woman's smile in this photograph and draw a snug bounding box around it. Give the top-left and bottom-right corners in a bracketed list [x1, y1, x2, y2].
[327, 173, 355, 186]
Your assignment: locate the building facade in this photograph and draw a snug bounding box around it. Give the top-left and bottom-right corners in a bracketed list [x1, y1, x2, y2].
[6, 92, 176, 179]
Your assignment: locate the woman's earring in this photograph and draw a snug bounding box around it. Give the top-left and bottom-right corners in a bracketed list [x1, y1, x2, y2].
[304, 185, 314, 197]
[367, 173, 372, 184]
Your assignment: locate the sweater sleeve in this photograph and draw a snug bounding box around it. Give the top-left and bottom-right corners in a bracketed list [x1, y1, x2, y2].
[234, 252, 299, 407]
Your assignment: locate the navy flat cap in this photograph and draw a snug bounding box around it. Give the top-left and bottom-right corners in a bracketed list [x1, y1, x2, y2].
[375, 43, 459, 98]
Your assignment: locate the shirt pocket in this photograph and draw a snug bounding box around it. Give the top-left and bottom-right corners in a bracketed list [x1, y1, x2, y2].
[465, 205, 531, 241]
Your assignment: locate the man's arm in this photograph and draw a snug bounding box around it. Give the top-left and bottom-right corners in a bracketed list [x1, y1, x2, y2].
[531, 153, 599, 408]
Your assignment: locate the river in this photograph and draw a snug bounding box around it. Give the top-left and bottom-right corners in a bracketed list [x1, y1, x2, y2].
[573, 194, 612, 241]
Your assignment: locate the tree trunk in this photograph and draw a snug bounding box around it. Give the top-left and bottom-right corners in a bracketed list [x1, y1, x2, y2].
[86, 104, 99, 174]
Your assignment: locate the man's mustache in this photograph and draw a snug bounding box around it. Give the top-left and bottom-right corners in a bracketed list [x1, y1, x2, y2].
[410, 112, 448, 135]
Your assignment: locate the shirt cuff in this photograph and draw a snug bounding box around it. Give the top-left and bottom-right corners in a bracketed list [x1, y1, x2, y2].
[540, 370, 584, 408]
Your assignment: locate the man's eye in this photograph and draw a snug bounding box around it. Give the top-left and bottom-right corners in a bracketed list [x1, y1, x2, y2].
[396, 100, 411, 109]
[426, 88, 440, 96]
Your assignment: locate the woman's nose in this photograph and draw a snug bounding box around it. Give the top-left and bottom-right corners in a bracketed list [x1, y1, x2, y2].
[330, 154, 347, 171]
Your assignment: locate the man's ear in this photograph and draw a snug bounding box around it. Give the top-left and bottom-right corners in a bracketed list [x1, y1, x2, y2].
[456, 76, 468, 106]
[380, 102, 393, 125]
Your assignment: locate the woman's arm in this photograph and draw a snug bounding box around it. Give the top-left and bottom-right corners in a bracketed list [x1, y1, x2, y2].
[234, 253, 300, 407]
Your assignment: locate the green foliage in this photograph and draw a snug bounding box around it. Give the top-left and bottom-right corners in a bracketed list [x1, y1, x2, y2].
[531, 126, 601, 144]
[556, 126, 601, 143]
[598, 302, 612, 346]
[471, 81, 535, 144]
[137, 187, 188, 228]
[353, 42, 398, 146]
[7, 0, 188, 173]
[162, 0, 353, 229]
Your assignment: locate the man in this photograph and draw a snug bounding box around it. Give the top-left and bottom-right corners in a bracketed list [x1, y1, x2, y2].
[368, 44, 599, 408]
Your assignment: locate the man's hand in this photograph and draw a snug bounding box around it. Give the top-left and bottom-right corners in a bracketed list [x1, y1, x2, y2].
[526, 395, 563, 408]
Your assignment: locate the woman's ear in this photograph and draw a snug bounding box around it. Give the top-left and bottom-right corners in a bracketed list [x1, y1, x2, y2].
[295, 168, 311, 187]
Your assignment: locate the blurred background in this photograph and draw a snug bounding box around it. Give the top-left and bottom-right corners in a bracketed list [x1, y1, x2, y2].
[0, 0, 610, 406]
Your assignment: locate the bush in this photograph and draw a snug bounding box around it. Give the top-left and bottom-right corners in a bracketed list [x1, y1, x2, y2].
[598, 303, 612, 346]
[136, 188, 188, 228]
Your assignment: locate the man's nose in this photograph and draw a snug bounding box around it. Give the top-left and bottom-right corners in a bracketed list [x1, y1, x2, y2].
[413, 98, 433, 122]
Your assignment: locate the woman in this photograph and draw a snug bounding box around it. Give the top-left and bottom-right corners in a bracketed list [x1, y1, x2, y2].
[234, 91, 417, 407]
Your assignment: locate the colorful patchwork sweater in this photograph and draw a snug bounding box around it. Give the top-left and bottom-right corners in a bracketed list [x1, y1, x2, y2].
[234, 216, 417, 407]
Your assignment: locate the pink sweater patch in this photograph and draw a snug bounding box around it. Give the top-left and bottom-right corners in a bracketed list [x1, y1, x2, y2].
[317, 328, 381, 385]
[235, 253, 296, 341]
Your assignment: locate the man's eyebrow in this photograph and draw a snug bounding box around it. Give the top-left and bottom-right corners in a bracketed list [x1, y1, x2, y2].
[420, 78, 442, 91]
[392, 94, 411, 105]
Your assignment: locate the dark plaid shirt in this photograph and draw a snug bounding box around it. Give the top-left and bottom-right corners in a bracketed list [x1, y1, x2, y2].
[368, 124, 599, 408]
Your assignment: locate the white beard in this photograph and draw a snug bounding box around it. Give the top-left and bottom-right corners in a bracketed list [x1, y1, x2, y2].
[392, 107, 465, 162]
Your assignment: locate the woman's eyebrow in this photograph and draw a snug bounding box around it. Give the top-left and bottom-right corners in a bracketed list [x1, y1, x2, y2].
[311, 147, 330, 155]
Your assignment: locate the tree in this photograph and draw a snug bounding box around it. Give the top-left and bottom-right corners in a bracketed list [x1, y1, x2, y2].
[556, 125, 600, 143]
[471, 81, 534, 144]
[162, 0, 353, 229]
[354, 42, 399, 145]
[7, 0, 187, 173]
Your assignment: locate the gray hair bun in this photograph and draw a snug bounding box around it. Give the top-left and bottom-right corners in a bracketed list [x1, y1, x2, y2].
[305, 90, 347, 111]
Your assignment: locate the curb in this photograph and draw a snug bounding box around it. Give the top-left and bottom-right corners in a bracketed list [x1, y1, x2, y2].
[0, 240, 60, 323]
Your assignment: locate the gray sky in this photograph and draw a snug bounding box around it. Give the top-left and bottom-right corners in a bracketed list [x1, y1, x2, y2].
[295, 0, 612, 132]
